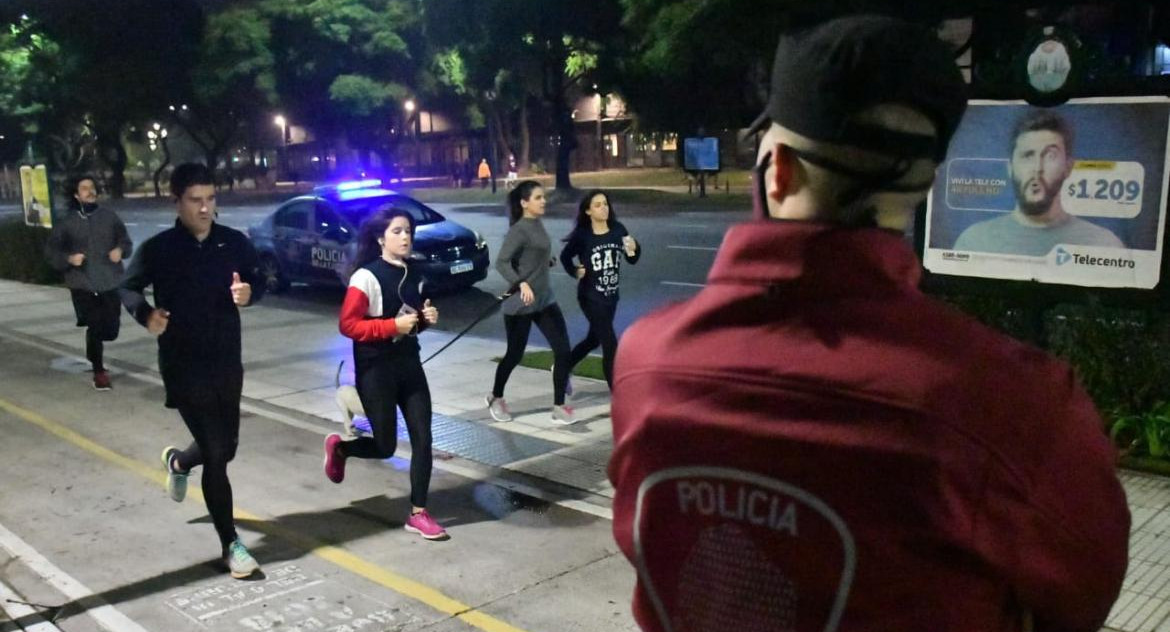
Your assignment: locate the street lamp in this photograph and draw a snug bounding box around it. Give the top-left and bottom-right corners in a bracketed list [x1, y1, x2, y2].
[146, 122, 168, 150]
[274, 115, 290, 180]
[146, 123, 170, 197]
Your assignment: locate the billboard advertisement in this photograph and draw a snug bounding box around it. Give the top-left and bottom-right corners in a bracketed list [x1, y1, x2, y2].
[19, 164, 52, 228]
[683, 137, 720, 171]
[923, 97, 1170, 289]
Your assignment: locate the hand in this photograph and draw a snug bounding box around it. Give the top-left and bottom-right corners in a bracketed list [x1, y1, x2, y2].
[623, 235, 637, 257]
[147, 308, 170, 336]
[395, 310, 419, 334]
[422, 298, 438, 325]
[108, 247, 123, 263]
[519, 281, 534, 306]
[575, 266, 586, 280]
[68, 253, 85, 267]
[230, 271, 251, 306]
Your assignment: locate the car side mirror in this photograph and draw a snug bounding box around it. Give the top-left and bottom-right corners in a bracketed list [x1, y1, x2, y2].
[323, 227, 350, 243]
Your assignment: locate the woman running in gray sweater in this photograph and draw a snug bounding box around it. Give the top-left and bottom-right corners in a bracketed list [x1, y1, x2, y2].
[486, 181, 576, 425]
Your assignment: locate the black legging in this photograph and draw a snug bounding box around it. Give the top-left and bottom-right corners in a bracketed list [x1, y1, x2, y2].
[85, 328, 107, 372]
[174, 390, 241, 552]
[569, 296, 618, 389]
[342, 354, 433, 508]
[493, 303, 571, 405]
[72, 290, 120, 372]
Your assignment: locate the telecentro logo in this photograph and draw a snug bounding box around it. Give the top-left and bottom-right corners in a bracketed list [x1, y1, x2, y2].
[1052, 246, 1136, 269]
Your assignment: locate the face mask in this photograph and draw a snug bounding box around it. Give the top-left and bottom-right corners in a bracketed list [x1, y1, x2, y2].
[752, 144, 935, 226]
[752, 151, 771, 221]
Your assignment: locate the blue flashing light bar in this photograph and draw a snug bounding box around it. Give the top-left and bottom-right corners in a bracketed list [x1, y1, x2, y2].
[335, 178, 382, 192]
[336, 188, 395, 202]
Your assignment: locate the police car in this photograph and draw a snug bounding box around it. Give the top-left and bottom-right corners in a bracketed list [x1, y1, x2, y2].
[248, 180, 489, 293]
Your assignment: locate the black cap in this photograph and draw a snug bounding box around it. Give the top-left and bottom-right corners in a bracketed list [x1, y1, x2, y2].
[751, 14, 967, 163]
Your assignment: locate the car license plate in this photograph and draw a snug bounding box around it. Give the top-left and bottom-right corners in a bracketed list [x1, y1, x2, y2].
[450, 261, 473, 274]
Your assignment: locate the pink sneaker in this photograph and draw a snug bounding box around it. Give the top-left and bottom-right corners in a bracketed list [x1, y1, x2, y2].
[323, 433, 346, 483]
[405, 510, 449, 540]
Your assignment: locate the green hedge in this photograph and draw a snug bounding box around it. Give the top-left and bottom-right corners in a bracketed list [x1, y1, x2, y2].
[945, 294, 1170, 462]
[0, 218, 63, 285]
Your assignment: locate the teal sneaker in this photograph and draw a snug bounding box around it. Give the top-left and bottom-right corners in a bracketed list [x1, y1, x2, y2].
[161, 446, 188, 503]
[225, 539, 259, 579]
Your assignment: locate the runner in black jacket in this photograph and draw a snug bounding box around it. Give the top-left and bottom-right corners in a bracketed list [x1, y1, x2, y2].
[45, 175, 132, 390]
[120, 163, 264, 579]
[559, 190, 640, 390]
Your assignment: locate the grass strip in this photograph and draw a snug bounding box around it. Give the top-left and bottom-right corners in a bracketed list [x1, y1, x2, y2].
[491, 350, 606, 381]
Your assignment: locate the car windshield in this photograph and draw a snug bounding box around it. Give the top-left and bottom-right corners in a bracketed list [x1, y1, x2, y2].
[338, 195, 444, 227]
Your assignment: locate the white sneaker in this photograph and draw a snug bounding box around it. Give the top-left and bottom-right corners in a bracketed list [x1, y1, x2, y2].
[225, 539, 259, 579]
[161, 446, 187, 503]
[551, 404, 578, 425]
[486, 395, 513, 422]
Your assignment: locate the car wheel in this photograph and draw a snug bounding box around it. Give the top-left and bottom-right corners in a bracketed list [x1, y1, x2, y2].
[259, 254, 289, 294]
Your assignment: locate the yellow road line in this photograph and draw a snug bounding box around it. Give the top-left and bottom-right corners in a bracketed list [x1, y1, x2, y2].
[0, 395, 528, 632]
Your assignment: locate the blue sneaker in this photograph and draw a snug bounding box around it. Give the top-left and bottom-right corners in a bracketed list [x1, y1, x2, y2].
[225, 539, 259, 579]
[161, 446, 187, 503]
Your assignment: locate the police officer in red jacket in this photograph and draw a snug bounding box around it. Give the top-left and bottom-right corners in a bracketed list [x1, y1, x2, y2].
[609, 15, 1129, 632]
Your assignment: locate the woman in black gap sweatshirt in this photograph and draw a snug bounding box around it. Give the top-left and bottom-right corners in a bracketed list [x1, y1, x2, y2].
[328, 208, 447, 540]
[559, 190, 641, 390]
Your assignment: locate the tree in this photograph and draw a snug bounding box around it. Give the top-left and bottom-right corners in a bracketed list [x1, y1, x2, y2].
[0, 12, 81, 165]
[425, 0, 623, 190]
[263, 0, 426, 174]
[424, 2, 535, 174]
[14, 0, 203, 196]
[168, 6, 278, 181]
[615, 0, 966, 134]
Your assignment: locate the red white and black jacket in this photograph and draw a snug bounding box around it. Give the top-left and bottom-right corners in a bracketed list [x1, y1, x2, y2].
[339, 257, 427, 360]
[610, 220, 1130, 632]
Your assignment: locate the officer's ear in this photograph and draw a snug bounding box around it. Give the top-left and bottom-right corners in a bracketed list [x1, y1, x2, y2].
[770, 143, 797, 202]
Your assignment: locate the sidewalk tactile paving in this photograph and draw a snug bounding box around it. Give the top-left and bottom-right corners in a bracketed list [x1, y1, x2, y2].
[1107, 473, 1170, 632]
[396, 413, 563, 467]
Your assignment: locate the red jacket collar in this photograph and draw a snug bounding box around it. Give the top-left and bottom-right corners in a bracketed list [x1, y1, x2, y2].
[707, 220, 922, 294]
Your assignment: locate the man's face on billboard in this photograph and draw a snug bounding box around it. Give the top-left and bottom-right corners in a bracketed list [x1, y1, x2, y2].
[1010, 129, 1071, 217]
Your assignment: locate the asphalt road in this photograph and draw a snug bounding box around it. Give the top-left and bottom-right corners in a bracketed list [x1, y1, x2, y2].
[24, 196, 749, 346]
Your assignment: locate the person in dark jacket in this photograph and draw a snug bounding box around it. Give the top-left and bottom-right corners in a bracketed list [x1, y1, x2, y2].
[559, 190, 640, 390]
[120, 163, 264, 579]
[324, 208, 447, 540]
[45, 175, 132, 391]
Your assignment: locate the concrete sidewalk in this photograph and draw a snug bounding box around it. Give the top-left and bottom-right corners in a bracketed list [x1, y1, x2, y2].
[1, 278, 1168, 631]
[0, 279, 617, 517]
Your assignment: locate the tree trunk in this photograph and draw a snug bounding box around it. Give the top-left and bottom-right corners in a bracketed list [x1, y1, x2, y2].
[544, 45, 575, 190]
[96, 128, 127, 199]
[499, 105, 515, 160]
[204, 149, 224, 187]
[519, 98, 532, 173]
[554, 110, 576, 190]
[490, 106, 510, 162]
[153, 140, 171, 198]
